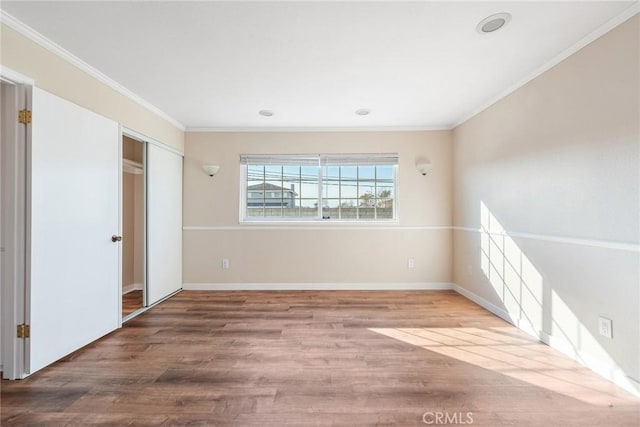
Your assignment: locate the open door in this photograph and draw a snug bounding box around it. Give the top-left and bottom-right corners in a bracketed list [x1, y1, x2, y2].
[1, 78, 29, 379]
[26, 88, 120, 374]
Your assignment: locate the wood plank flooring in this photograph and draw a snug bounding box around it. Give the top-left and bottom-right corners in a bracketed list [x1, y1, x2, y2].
[2, 290, 639, 426]
[122, 290, 144, 317]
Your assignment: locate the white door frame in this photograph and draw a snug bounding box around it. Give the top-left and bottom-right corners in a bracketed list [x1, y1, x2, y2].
[0, 67, 33, 379]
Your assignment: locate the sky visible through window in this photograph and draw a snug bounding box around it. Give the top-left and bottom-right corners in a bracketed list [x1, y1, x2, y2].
[246, 164, 395, 220]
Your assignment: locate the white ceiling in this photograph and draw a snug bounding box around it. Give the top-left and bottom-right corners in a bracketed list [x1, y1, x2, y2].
[1, 1, 637, 130]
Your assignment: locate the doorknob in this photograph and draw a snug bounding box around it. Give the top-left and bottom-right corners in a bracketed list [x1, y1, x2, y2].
[111, 235, 122, 243]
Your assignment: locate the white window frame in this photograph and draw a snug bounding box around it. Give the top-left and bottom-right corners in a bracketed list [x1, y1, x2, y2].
[239, 154, 398, 224]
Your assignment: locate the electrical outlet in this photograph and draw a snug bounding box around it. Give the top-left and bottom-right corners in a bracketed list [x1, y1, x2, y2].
[222, 259, 229, 269]
[408, 258, 415, 269]
[598, 316, 612, 339]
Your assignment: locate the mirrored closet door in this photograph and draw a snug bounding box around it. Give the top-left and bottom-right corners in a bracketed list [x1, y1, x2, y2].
[122, 134, 146, 319]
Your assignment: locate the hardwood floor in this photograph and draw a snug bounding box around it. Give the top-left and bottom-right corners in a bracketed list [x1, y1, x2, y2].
[122, 290, 144, 317]
[2, 290, 638, 426]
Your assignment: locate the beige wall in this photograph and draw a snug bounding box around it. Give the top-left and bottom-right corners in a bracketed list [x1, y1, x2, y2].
[0, 23, 184, 151]
[183, 131, 453, 284]
[452, 15, 639, 387]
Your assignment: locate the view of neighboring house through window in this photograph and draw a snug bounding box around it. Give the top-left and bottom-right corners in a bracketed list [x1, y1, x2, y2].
[240, 154, 397, 221]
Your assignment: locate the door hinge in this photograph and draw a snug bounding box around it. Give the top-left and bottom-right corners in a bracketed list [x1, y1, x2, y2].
[18, 109, 32, 124]
[17, 324, 30, 339]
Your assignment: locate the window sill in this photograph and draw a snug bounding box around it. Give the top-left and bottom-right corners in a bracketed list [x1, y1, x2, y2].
[239, 219, 400, 226]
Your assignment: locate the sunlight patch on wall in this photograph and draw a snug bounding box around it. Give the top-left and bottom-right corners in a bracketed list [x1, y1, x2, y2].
[475, 201, 637, 395]
[550, 290, 618, 376]
[480, 201, 543, 335]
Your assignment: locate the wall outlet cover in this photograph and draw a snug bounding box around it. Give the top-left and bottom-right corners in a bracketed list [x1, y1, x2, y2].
[598, 316, 613, 339]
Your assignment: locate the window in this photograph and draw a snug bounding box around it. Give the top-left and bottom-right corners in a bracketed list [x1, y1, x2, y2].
[240, 154, 397, 222]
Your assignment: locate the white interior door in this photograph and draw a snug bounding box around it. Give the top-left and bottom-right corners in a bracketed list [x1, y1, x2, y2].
[28, 88, 120, 374]
[147, 144, 183, 305]
[1, 80, 28, 379]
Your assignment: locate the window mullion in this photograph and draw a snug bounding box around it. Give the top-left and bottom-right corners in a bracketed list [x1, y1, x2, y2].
[262, 165, 266, 218]
[338, 166, 342, 220]
[317, 160, 323, 220]
[374, 166, 378, 220]
[280, 165, 284, 218]
[298, 166, 302, 217]
[356, 166, 360, 220]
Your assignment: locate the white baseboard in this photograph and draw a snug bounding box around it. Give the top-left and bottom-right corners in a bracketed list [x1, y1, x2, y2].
[453, 283, 640, 398]
[122, 283, 144, 294]
[538, 331, 640, 398]
[452, 284, 516, 324]
[182, 282, 455, 291]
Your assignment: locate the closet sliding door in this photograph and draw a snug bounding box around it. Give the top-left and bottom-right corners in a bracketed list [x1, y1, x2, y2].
[147, 143, 182, 305]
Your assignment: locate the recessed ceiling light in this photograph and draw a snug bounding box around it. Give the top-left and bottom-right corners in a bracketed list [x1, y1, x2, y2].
[259, 110, 274, 117]
[355, 109, 370, 116]
[477, 13, 511, 34]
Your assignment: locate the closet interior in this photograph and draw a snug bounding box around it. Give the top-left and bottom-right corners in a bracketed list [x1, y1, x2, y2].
[122, 135, 145, 319]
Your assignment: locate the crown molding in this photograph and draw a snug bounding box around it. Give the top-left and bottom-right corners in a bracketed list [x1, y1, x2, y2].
[452, 2, 640, 129]
[186, 125, 453, 133]
[3, 2, 636, 133]
[0, 11, 186, 131]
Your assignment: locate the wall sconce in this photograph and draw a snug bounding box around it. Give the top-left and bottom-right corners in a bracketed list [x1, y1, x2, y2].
[202, 164, 220, 177]
[415, 159, 433, 176]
